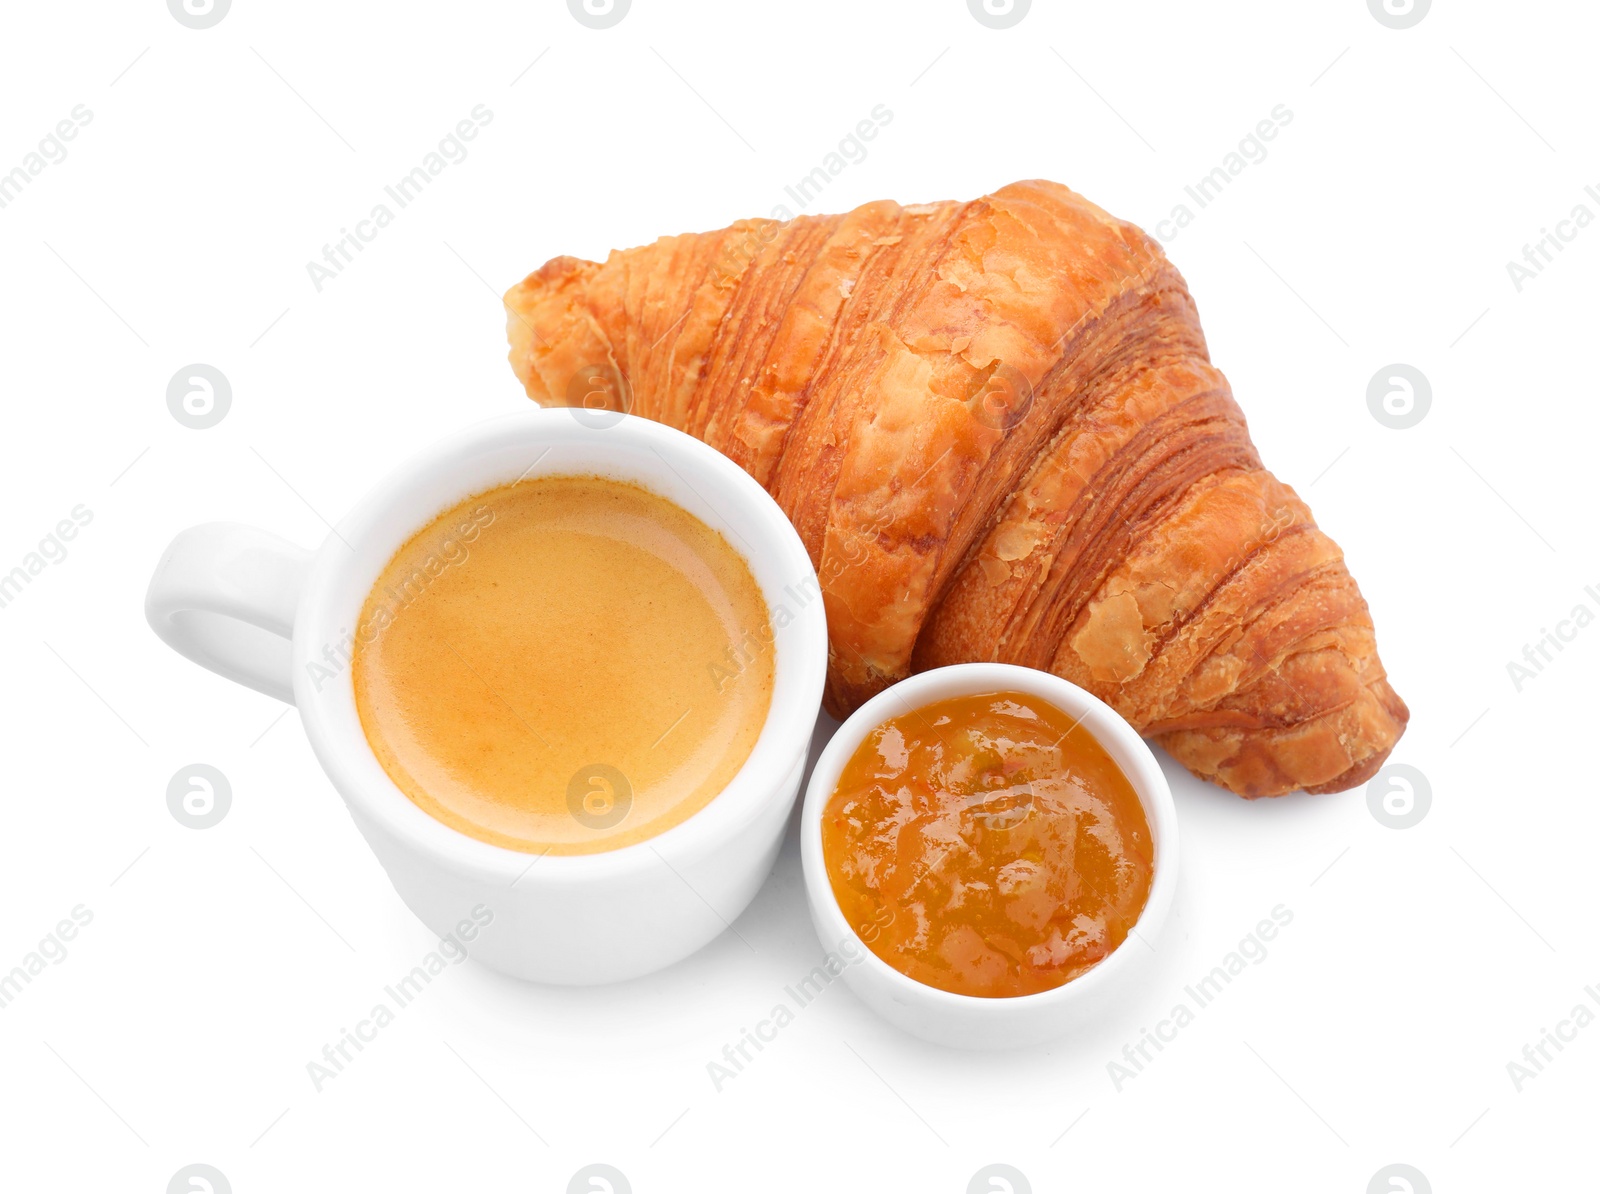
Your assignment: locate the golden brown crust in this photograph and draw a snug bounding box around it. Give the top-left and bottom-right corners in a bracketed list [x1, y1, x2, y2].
[503, 179, 1408, 797]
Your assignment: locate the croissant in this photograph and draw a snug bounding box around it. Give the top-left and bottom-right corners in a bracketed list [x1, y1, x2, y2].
[502, 180, 1407, 798]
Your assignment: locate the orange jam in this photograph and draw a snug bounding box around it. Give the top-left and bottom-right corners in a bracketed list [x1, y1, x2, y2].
[821, 690, 1154, 998]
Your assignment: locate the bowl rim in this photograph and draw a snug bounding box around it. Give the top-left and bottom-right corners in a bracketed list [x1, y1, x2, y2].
[294, 408, 830, 886]
[800, 661, 1179, 1014]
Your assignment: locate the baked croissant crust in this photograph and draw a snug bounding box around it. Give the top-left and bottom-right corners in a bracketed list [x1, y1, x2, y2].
[503, 180, 1407, 798]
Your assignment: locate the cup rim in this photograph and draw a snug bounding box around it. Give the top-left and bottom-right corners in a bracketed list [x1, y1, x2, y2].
[800, 662, 1178, 1014]
[293, 408, 829, 886]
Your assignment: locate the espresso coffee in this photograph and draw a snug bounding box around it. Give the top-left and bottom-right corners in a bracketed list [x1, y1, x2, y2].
[353, 475, 774, 854]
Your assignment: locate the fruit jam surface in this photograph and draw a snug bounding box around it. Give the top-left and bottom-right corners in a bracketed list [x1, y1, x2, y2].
[822, 690, 1154, 998]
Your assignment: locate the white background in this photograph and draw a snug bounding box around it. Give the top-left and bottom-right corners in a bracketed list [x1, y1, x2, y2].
[1, 1, 1595, 1190]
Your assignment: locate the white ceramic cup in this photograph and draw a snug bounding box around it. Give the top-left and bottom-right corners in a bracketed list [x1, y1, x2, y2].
[146, 409, 828, 984]
[800, 663, 1178, 1049]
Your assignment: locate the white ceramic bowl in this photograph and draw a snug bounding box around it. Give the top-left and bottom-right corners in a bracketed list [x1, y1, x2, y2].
[800, 662, 1178, 1049]
[147, 409, 828, 984]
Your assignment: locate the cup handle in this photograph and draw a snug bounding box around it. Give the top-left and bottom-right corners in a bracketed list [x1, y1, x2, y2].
[146, 523, 314, 704]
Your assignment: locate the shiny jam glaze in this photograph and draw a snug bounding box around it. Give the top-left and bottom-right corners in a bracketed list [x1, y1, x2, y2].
[821, 690, 1154, 998]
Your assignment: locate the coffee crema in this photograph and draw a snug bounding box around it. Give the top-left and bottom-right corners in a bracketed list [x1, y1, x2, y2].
[353, 475, 774, 855]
